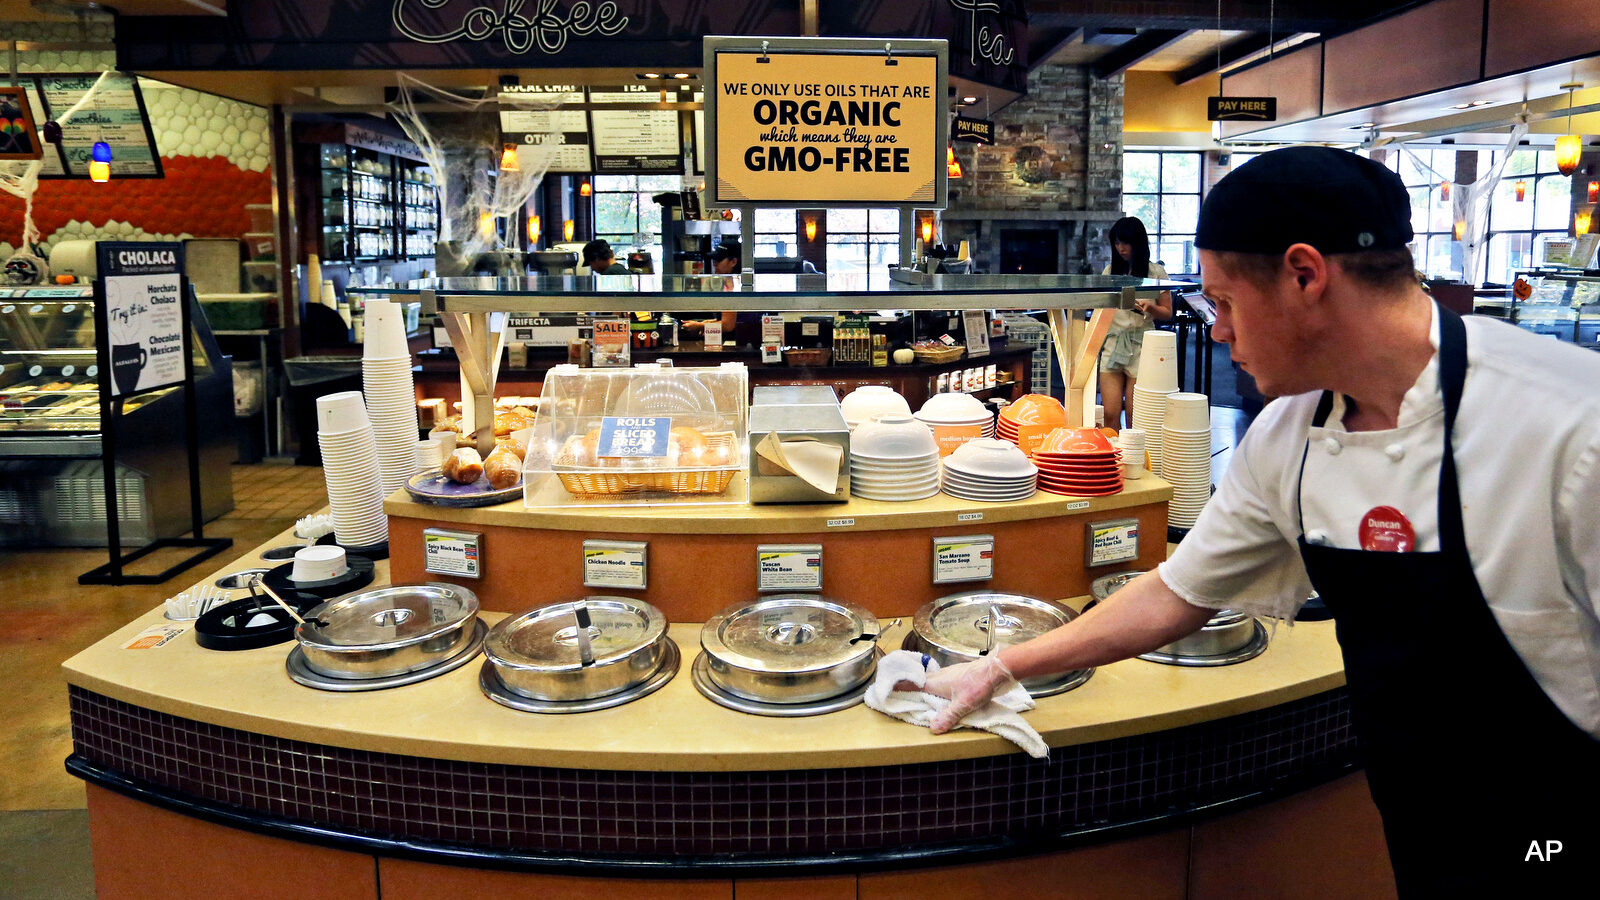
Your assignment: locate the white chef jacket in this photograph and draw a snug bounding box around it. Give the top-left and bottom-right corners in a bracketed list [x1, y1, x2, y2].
[1160, 304, 1600, 736]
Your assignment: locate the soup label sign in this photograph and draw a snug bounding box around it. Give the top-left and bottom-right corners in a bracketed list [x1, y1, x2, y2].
[96, 241, 186, 398]
[710, 41, 946, 206]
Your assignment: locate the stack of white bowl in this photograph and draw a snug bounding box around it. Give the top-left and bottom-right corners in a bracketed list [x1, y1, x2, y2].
[840, 385, 911, 430]
[914, 392, 995, 457]
[1116, 428, 1148, 480]
[1159, 393, 1213, 528]
[850, 413, 940, 502]
[1130, 330, 1179, 471]
[361, 298, 421, 495]
[941, 439, 1037, 502]
[315, 391, 388, 546]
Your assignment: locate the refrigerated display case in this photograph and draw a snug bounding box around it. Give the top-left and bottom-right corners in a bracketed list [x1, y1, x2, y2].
[0, 285, 235, 546]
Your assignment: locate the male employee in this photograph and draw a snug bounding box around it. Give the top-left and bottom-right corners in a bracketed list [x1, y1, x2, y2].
[581, 239, 633, 275]
[681, 242, 744, 338]
[916, 147, 1600, 894]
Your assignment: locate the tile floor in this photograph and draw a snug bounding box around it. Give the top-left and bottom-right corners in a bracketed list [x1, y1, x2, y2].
[0, 413, 1251, 897]
[0, 461, 328, 899]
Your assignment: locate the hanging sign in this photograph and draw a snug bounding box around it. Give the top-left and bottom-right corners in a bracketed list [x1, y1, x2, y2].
[36, 73, 163, 178]
[1207, 97, 1277, 122]
[96, 242, 186, 398]
[951, 114, 994, 144]
[706, 37, 949, 207]
[0, 86, 44, 160]
[500, 85, 591, 172]
[588, 84, 685, 174]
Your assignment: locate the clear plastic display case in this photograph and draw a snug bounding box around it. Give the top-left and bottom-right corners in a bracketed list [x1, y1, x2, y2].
[521, 362, 750, 508]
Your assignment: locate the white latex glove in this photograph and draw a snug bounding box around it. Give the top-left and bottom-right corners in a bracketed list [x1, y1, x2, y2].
[921, 655, 1017, 735]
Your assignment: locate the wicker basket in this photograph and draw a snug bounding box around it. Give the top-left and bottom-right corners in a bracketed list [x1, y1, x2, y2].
[553, 431, 739, 497]
[782, 347, 833, 367]
[912, 345, 966, 364]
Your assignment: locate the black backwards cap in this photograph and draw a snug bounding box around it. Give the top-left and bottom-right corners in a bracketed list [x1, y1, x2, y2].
[1195, 147, 1413, 255]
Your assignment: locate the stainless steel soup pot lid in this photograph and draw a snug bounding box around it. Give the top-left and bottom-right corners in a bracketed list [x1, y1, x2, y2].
[486, 596, 667, 672]
[700, 594, 880, 675]
[297, 583, 479, 652]
[911, 591, 1075, 658]
[1089, 570, 1147, 603]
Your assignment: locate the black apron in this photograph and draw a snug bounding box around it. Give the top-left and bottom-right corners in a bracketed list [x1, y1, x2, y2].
[1296, 306, 1599, 895]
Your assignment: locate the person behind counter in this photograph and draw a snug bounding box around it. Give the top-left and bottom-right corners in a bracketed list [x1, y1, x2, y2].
[680, 241, 744, 339]
[581, 239, 633, 275]
[912, 147, 1600, 895]
[1100, 216, 1172, 430]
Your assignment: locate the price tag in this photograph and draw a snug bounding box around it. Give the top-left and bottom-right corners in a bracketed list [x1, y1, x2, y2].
[826, 517, 854, 528]
[932, 534, 994, 584]
[757, 544, 823, 592]
[597, 416, 671, 458]
[583, 540, 648, 589]
[1066, 500, 1091, 511]
[122, 623, 187, 650]
[957, 512, 983, 522]
[423, 527, 482, 578]
[1086, 518, 1140, 568]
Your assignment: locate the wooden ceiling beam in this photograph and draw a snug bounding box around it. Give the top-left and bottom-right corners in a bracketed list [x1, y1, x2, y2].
[1092, 29, 1190, 79]
[1172, 31, 1278, 85]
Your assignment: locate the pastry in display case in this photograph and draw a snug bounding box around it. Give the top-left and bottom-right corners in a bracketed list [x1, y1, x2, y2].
[522, 362, 749, 508]
[0, 285, 235, 546]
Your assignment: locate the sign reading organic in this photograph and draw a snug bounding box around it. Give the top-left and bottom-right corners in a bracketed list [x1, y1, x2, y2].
[95, 242, 186, 398]
[709, 40, 946, 206]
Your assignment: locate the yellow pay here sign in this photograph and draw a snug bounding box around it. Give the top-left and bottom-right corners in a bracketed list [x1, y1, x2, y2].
[713, 50, 942, 205]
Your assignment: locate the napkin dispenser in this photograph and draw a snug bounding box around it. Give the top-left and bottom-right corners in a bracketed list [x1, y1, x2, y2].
[748, 401, 850, 504]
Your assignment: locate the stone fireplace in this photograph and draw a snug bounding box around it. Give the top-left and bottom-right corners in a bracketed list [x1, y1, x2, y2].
[941, 212, 1119, 275]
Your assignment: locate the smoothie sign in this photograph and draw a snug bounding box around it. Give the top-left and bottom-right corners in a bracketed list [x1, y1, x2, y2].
[710, 41, 946, 206]
[96, 242, 186, 398]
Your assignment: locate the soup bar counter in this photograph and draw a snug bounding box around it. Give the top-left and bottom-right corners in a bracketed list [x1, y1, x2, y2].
[62, 481, 1394, 899]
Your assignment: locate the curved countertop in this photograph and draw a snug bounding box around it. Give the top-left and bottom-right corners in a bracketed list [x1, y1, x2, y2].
[63, 522, 1344, 772]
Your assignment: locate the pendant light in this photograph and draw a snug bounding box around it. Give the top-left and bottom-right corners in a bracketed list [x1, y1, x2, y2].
[1589, 181, 1599, 204]
[1439, 181, 1451, 200]
[803, 214, 817, 242]
[1555, 82, 1583, 177]
[919, 215, 935, 245]
[1577, 209, 1594, 235]
[563, 219, 575, 242]
[1514, 180, 1527, 201]
[579, 181, 592, 197]
[946, 145, 962, 179]
[500, 144, 520, 171]
[527, 214, 541, 245]
[88, 87, 110, 183]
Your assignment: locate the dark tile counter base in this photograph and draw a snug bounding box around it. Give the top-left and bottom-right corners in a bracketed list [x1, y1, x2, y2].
[69, 686, 1358, 872]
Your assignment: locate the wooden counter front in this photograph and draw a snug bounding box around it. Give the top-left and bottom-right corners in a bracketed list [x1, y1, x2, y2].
[385, 479, 1173, 621]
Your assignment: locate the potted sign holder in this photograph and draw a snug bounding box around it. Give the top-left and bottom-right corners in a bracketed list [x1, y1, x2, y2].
[80, 241, 232, 585]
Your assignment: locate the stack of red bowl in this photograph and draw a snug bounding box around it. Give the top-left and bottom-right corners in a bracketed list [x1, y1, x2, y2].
[1033, 427, 1124, 497]
[996, 394, 1068, 456]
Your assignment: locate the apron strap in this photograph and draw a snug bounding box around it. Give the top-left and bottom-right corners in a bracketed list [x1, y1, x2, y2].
[1294, 391, 1336, 535]
[1435, 306, 1469, 558]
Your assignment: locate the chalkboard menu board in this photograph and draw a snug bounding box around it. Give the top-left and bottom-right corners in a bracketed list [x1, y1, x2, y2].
[496, 85, 686, 176]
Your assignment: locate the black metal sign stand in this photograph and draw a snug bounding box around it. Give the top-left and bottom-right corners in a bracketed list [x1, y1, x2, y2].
[80, 242, 231, 585]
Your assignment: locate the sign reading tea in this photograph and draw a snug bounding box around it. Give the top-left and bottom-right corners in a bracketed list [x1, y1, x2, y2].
[712, 49, 943, 205]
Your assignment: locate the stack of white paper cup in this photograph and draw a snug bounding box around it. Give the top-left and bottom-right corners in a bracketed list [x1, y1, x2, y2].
[1116, 427, 1148, 480]
[1159, 392, 1213, 528]
[316, 391, 388, 546]
[362, 299, 421, 494]
[1131, 330, 1179, 471]
[415, 437, 444, 473]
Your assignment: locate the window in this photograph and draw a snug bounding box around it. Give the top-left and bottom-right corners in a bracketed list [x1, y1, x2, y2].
[1483, 150, 1571, 284]
[592, 174, 682, 268]
[1122, 151, 1202, 274]
[1374, 148, 1468, 282]
[752, 208, 798, 259]
[825, 208, 901, 276]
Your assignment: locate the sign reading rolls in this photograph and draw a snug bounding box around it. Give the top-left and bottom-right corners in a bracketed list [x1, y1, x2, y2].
[710, 46, 945, 206]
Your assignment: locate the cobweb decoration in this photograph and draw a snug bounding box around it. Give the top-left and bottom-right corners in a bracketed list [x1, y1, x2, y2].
[0, 71, 114, 251]
[388, 73, 561, 270]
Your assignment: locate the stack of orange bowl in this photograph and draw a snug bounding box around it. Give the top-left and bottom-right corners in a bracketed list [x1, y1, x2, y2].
[996, 394, 1069, 457]
[1033, 427, 1124, 497]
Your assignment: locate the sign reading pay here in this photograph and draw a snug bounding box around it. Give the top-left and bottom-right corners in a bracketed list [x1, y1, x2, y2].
[712, 49, 943, 205]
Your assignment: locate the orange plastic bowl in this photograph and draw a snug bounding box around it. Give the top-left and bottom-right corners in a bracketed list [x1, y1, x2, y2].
[1037, 427, 1115, 455]
[998, 394, 1067, 426]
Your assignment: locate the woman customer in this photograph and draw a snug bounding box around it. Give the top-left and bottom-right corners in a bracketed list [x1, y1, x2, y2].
[1100, 217, 1173, 429]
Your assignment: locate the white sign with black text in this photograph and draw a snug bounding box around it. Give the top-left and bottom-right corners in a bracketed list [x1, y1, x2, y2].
[97, 242, 185, 398]
[583, 540, 649, 589]
[932, 534, 994, 584]
[757, 544, 823, 592]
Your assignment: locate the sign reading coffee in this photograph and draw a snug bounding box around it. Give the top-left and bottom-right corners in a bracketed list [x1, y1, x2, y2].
[96, 242, 186, 398]
[707, 38, 948, 206]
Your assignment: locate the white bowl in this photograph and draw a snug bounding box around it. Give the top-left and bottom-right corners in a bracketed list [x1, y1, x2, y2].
[946, 438, 1038, 478]
[851, 413, 938, 459]
[917, 392, 989, 422]
[841, 386, 911, 426]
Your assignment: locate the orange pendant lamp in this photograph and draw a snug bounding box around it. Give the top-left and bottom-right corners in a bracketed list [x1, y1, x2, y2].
[946, 145, 963, 178]
[1555, 82, 1583, 178]
[527, 214, 541, 245]
[500, 144, 520, 171]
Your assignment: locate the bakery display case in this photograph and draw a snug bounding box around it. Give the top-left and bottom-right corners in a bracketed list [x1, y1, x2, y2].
[0, 285, 234, 546]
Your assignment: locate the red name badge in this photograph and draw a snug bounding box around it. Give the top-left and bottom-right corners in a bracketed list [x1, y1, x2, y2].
[1359, 506, 1416, 552]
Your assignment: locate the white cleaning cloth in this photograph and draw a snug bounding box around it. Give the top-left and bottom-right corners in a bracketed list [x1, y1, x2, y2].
[864, 649, 1049, 759]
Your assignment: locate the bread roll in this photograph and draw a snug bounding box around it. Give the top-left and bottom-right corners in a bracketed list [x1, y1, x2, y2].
[442, 448, 483, 484]
[485, 444, 522, 489]
[493, 410, 532, 437]
[496, 435, 527, 461]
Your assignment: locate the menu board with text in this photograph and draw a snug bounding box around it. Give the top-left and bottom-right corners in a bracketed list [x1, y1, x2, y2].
[36, 73, 162, 179]
[499, 85, 592, 173]
[589, 85, 684, 174]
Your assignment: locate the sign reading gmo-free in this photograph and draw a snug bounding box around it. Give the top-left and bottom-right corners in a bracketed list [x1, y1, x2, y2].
[711, 47, 944, 206]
